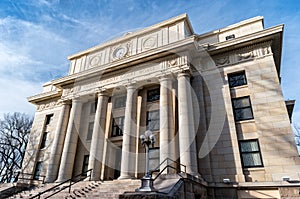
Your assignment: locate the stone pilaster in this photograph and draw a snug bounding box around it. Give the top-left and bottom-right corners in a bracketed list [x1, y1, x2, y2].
[118, 84, 137, 179]
[177, 71, 199, 176]
[45, 101, 71, 182]
[88, 91, 109, 180]
[159, 75, 176, 173]
[56, 98, 83, 182]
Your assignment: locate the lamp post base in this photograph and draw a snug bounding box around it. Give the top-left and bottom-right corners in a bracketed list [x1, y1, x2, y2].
[136, 177, 157, 192]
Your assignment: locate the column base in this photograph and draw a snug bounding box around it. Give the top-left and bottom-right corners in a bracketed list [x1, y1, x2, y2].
[118, 175, 133, 180]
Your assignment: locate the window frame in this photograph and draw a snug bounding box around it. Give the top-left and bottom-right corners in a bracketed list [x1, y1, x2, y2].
[82, 155, 89, 176]
[232, 96, 254, 121]
[239, 139, 264, 168]
[86, 122, 94, 140]
[34, 161, 43, 180]
[111, 116, 125, 137]
[147, 88, 160, 102]
[40, 132, 48, 149]
[114, 96, 126, 109]
[228, 71, 247, 88]
[146, 110, 160, 131]
[45, 114, 54, 125]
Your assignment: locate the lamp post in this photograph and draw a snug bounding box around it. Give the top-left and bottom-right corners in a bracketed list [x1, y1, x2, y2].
[137, 130, 157, 192]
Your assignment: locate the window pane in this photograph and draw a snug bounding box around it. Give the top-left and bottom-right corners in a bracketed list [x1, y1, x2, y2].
[147, 110, 159, 131]
[240, 140, 259, 152]
[112, 116, 124, 136]
[242, 153, 262, 167]
[147, 88, 160, 102]
[87, 122, 94, 140]
[234, 108, 253, 121]
[34, 162, 43, 180]
[115, 96, 126, 108]
[229, 71, 247, 88]
[40, 132, 48, 149]
[45, 114, 53, 125]
[149, 148, 159, 171]
[233, 97, 250, 108]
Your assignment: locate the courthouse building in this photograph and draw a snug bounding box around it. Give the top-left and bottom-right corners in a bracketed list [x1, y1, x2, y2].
[22, 14, 300, 198]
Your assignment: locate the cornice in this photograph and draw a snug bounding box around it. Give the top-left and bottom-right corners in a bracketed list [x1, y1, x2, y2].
[27, 90, 62, 104]
[205, 24, 283, 54]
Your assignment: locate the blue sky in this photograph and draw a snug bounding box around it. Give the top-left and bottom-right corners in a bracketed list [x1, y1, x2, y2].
[0, 0, 300, 125]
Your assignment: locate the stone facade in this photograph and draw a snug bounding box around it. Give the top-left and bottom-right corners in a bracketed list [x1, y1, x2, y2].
[22, 14, 300, 198]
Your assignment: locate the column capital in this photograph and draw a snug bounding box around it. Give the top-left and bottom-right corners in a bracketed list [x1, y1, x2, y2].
[96, 89, 109, 97]
[158, 73, 174, 82]
[72, 98, 83, 103]
[61, 99, 71, 105]
[125, 83, 137, 90]
[176, 70, 191, 79]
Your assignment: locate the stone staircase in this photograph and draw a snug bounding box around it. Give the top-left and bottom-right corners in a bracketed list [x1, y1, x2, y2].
[7, 180, 140, 199]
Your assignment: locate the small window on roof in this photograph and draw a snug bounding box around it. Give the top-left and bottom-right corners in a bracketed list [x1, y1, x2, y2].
[226, 34, 235, 40]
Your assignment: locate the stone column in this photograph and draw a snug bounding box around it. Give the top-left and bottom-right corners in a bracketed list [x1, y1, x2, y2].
[45, 101, 71, 182]
[177, 72, 199, 176]
[118, 84, 137, 179]
[56, 98, 83, 182]
[88, 91, 109, 180]
[159, 75, 176, 173]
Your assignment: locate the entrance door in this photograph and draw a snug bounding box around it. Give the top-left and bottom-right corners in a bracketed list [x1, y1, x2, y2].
[113, 148, 122, 179]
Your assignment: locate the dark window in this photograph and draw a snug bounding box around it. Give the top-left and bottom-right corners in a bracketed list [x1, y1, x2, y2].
[232, 96, 254, 121]
[239, 139, 263, 168]
[90, 100, 97, 114]
[86, 122, 94, 140]
[149, 148, 160, 171]
[226, 34, 235, 40]
[40, 132, 48, 149]
[45, 114, 53, 125]
[114, 96, 126, 109]
[82, 155, 89, 176]
[147, 88, 160, 102]
[146, 110, 159, 131]
[112, 116, 124, 137]
[228, 71, 247, 88]
[34, 161, 43, 180]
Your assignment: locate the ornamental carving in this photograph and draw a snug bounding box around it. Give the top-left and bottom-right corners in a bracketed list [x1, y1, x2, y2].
[89, 55, 101, 67]
[215, 56, 230, 66]
[238, 51, 254, 61]
[143, 36, 157, 50]
[212, 42, 272, 68]
[37, 100, 62, 111]
[111, 41, 132, 61]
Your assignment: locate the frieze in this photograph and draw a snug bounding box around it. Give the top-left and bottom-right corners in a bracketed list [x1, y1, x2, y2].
[142, 36, 157, 50]
[212, 41, 272, 67]
[37, 100, 62, 111]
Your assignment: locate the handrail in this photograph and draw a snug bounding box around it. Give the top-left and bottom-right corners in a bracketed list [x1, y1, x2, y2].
[29, 169, 92, 199]
[151, 158, 186, 174]
[151, 158, 186, 181]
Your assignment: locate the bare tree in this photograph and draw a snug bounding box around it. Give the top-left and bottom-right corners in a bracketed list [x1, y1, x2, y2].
[0, 112, 33, 183]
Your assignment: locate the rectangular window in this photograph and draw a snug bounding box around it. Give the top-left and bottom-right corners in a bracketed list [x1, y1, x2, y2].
[40, 132, 48, 149]
[86, 122, 94, 140]
[226, 34, 235, 40]
[239, 139, 263, 168]
[112, 116, 124, 137]
[45, 114, 53, 125]
[147, 88, 160, 102]
[114, 96, 126, 109]
[34, 161, 43, 180]
[228, 71, 247, 88]
[146, 110, 159, 131]
[82, 155, 89, 176]
[232, 96, 254, 121]
[90, 100, 97, 114]
[149, 148, 160, 171]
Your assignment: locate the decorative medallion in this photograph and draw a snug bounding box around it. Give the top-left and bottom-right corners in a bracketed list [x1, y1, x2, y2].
[89, 55, 101, 67]
[143, 36, 157, 49]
